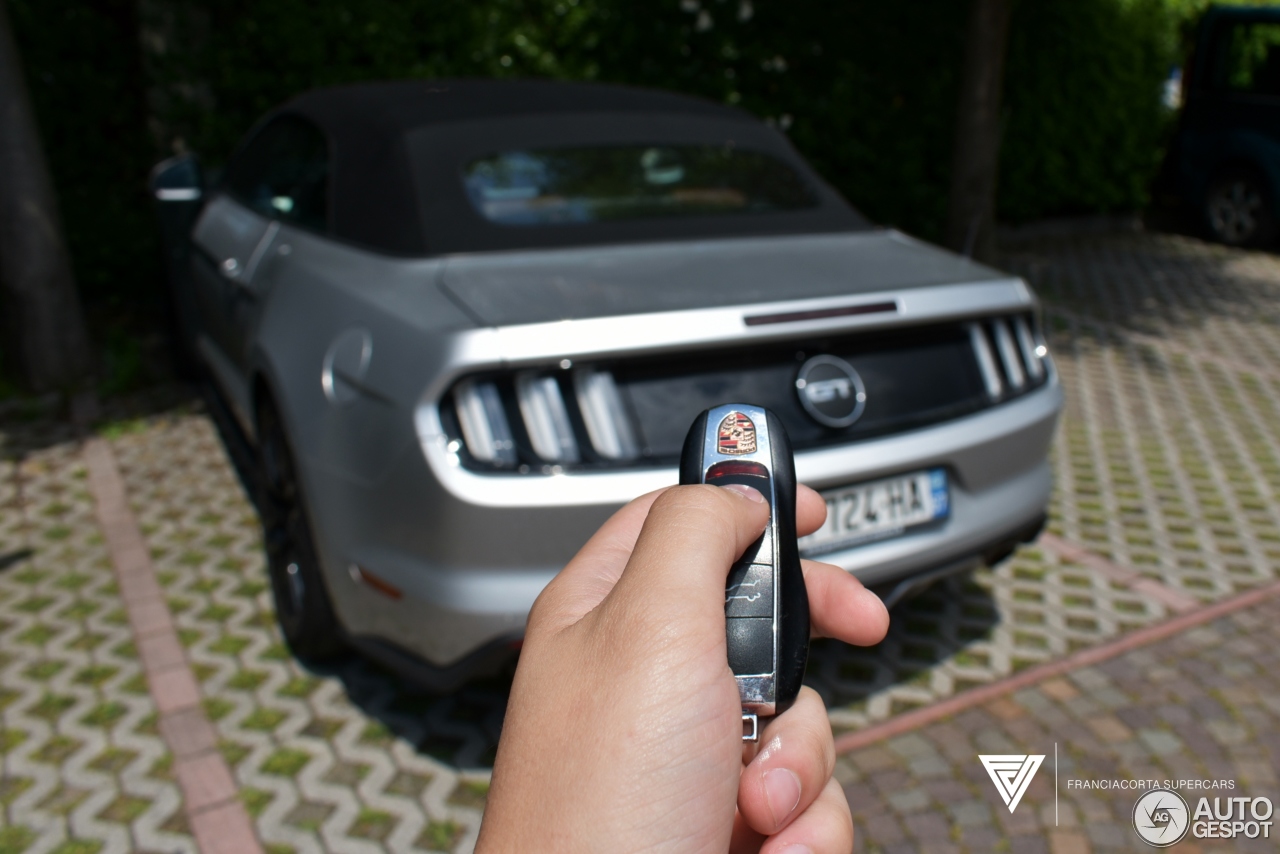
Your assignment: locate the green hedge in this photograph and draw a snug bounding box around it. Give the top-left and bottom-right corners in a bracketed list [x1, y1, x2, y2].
[12, 0, 1214, 307]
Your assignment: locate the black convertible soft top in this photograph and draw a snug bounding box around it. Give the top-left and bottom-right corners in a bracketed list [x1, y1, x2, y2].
[252, 79, 867, 256]
[285, 78, 754, 136]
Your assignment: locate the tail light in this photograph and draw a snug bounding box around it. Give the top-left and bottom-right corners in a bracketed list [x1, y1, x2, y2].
[453, 378, 516, 466]
[573, 369, 639, 461]
[515, 373, 580, 463]
[967, 313, 1047, 401]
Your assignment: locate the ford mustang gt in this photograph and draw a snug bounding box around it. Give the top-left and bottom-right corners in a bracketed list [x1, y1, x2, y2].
[151, 79, 1062, 688]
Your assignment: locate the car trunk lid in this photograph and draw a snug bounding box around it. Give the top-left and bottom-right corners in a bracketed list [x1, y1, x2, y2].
[440, 230, 1002, 327]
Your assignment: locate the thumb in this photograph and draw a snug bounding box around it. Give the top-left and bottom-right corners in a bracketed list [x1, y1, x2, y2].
[596, 483, 770, 632]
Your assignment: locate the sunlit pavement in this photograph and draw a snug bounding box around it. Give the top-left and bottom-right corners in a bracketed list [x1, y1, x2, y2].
[1, 229, 1279, 852]
[836, 592, 1280, 853]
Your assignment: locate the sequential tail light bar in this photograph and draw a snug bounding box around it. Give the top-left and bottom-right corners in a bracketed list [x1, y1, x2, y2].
[573, 369, 639, 461]
[968, 315, 1048, 400]
[453, 378, 516, 466]
[968, 322, 1004, 399]
[515, 373, 580, 463]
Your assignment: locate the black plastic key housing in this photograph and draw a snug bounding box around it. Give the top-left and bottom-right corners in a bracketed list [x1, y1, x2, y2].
[680, 405, 810, 726]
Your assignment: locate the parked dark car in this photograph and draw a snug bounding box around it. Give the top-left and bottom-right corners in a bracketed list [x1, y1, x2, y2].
[151, 80, 1061, 689]
[1166, 5, 1280, 246]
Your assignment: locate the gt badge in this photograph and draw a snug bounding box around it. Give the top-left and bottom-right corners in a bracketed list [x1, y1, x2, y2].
[717, 411, 757, 455]
[796, 355, 867, 429]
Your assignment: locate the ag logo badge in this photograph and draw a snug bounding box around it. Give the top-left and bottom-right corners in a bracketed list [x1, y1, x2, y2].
[717, 411, 757, 455]
[796, 355, 866, 428]
[1132, 789, 1189, 847]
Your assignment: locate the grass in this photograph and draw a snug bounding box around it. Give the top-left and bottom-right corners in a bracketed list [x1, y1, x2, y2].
[261, 747, 310, 776]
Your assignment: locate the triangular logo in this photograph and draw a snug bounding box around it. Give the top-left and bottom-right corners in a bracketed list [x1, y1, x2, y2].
[979, 754, 1044, 813]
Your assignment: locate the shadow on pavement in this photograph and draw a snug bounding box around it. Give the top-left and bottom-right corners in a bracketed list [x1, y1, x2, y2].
[196, 377, 517, 768]
[807, 569, 1002, 717]
[998, 227, 1280, 353]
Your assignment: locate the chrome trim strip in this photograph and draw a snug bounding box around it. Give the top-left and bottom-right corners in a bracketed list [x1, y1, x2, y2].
[155, 187, 202, 201]
[414, 275, 1043, 504]
[486, 278, 1033, 371]
[700, 404, 779, 712]
[241, 220, 281, 283]
[736, 675, 777, 715]
[415, 277, 1034, 409]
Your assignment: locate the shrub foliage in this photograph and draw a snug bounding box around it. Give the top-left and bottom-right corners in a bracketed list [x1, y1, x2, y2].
[10, 0, 1226, 304]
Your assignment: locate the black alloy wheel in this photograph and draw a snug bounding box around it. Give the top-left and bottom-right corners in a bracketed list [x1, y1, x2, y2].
[1204, 168, 1276, 247]
[258, 399, 345, 659]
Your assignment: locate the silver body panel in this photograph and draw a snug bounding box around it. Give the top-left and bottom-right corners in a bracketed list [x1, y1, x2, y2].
[181, 195, 1062, 672]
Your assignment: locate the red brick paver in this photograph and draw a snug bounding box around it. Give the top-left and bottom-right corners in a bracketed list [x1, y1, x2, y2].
[83, 436, 265, 854]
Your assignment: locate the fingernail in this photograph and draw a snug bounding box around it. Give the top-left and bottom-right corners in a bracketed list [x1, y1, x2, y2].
[722, 483, 766, 503]
[764, 767, 802, 826]
[774, 846, 813, 854]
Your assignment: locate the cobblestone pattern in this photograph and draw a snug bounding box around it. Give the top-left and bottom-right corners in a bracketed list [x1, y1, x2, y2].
[838, 594, 1280, 854]
[809, 232, 1280, 728]
[0, 414, 194, 854]
[107, 411, 500, 854]
[1006, 234, 1280, 600]
[811, 551, 1169, 731]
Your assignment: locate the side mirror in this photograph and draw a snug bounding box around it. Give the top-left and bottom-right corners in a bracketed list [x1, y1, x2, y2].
[149, 153, 204, 202]
[150, 153, 206, 275]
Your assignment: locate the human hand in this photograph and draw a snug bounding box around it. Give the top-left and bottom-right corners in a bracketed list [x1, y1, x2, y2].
[476, 482, 890, 853]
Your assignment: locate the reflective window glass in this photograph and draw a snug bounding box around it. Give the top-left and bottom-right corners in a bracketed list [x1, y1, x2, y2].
[462, 144, 817, 226]
[1211, 21, 1280, 96]
[224, 116, 330, 231]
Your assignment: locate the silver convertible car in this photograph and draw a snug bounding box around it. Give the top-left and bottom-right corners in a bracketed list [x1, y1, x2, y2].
[151, 80, 1062, 688]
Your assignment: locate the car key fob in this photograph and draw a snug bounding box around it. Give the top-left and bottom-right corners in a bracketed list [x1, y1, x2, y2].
[680, 404, 809, 741]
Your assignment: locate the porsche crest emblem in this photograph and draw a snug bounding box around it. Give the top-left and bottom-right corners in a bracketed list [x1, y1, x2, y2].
[717, 411, 757, 455]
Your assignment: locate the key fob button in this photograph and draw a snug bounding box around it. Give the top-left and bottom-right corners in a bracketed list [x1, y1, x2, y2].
[726, 617, 774, 675]
[724, 562, 774, 618]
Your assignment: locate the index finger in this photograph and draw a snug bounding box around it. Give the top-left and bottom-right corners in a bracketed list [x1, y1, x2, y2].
[797, 483, 826, 538]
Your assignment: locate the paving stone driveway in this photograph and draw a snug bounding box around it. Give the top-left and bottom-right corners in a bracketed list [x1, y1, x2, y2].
[838, 595, 1280, 854]
[1, 229, 1278, 853]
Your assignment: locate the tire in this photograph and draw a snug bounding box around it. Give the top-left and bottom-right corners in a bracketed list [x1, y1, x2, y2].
[258, 399, 345, 660]
[1203, 168, 1277, 247]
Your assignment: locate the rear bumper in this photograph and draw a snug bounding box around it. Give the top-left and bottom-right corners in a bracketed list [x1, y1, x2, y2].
[309, 370, 1062, 676]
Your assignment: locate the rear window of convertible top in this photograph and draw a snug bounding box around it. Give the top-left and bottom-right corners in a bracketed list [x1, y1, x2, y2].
[462, 144, 818, 226]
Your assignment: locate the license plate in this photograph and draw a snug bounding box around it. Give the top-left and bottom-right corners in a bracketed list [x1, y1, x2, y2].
[799, 468, 949, 556]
